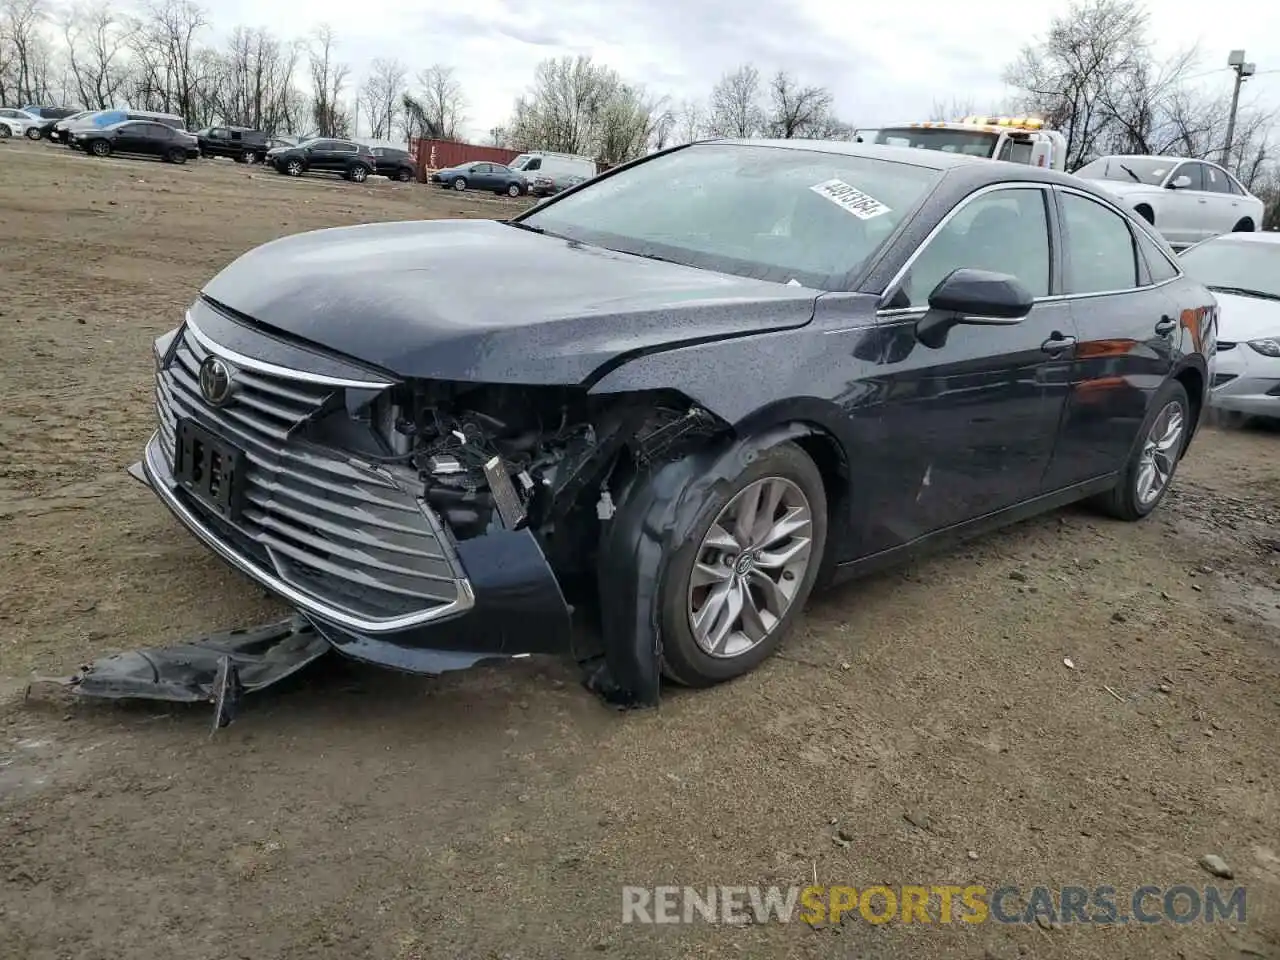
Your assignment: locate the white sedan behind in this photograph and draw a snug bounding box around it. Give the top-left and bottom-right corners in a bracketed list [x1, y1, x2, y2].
[1178, 232, 1280, 419]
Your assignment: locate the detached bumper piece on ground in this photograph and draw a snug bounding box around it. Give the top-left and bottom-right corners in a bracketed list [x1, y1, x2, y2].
[31, 616, 330, 733]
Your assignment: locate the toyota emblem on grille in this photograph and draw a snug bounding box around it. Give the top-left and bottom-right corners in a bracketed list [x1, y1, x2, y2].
[198, 356, 236, 406]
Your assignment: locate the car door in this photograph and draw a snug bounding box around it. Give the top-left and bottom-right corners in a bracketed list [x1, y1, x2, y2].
[870, 183, 1078, 542]
[466, 162, 490, 188]
[1156, 161, 1205, 247]
[1041, 187, 1180, 489]
[113, 122, 147, 153]
[305, 140, 334, 170]
[1199, 163, 1245, 235]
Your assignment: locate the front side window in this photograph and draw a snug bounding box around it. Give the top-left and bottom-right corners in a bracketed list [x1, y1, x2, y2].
[521, 142, 942, 289]
[523, 157, 542, 171]
[1172, 162, 1205, 191]
[1201, 164, 1231, 193]
[1060, 192, 1138, 294]
[888, 187, 1051, 309]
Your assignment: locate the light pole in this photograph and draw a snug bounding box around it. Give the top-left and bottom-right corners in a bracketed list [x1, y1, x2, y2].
[1222, 50, 1256, 169]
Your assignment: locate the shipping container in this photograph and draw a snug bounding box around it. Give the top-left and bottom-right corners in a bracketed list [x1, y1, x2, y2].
[409, 138, 521, 181]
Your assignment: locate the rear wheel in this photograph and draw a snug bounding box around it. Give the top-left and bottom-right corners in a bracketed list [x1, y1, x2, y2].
[1093, 378, 1190, 521]
[348, 164, 369, 183]
[240, 149, 256, 164]
[89, 139, 111, 157]
[396, 167, 414, 182]
[0, 125, 10, 139]
[657, 442, 827, 687]
[166, 147, 187, 164]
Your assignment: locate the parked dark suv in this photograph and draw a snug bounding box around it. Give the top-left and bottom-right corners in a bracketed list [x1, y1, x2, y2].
[196, 126, 269, 163]
[266, 138, 377, 182]
[370, 146, 417, 182]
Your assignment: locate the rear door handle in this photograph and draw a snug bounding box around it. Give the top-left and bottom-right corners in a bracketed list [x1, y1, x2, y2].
[1041, 333, 1077, 354]
[1155, 316, 1177, 336]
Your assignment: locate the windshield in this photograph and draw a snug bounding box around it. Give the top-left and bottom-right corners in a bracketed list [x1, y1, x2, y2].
[1074, 156, 1172, 186]
[873, 127, 999, 158]
[519, 143, 941, 289]
[1179, 238, 1280, 300]
[510, 154, 533, 170]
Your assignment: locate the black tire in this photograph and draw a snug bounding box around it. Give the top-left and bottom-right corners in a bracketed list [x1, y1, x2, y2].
[1134, 204, 1154, 225]
[166, 147, 186, 164]
[89, 139, 111, 157]
[25, 126, 41, 140]
[657, 441, 828, 687]
[348, 164, 368, 183]
[1092, 378, 1191, 521]
[452, 176, 467, 191]
[396, 167, 413, 182]
[240, 149, 256, 164]
[285, 158, 304, 177]
[506, 181, 521, 197]
[0, 125, 10, 140]
[1232, 217, 1255, 232]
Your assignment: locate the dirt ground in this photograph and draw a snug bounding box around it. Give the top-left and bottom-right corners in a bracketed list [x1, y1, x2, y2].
[1, 140, 1279, 960]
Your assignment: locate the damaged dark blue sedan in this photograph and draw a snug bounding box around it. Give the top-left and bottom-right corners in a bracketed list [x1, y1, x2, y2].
[132, 139, 1216, 707]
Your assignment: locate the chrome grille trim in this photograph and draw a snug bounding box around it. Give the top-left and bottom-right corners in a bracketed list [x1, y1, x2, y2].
[152, 322, 474, 631]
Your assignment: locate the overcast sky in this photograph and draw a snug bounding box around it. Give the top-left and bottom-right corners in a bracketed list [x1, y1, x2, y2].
[200, 0, 1280, 141]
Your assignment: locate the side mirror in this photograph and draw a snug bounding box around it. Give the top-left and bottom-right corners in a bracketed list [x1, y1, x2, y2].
[916, 268, 1034, 348]
[1168, 175, 1192, 189]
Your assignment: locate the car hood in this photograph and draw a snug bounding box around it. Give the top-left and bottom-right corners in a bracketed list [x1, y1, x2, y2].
[1079, 178, 1163, 201]
[200, 219, 820, 384]
[1212, 291, 1280, 341]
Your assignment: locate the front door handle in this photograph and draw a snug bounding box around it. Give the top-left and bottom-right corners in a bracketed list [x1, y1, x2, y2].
[1155, 316, 1177, 336]
[1041, 333, 1077, 354]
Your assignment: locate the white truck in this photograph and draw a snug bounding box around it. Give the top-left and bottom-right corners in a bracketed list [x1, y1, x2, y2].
[858, 116, 1068, 171]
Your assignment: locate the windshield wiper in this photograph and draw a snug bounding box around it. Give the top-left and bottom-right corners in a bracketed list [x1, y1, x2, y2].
[1207, 285, 1280, 301]
[502, 220, 544, 234]
[1117, 163, 1142, 183]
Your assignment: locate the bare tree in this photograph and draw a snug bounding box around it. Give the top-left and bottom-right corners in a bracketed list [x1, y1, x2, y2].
[62, 1, 128, 108]
[130, 0, 208, 124]
[2, 0, 51, 104]
[358, 56, 405, 139]
[708, 63, 762, 138]
[205, 26, 304, 132]
[505, 55, 665, 164]
[402, 64, 465, 141]
[308, 24, 349, 137]
[763, 70, 833, 138]
[675, 99, 703, 142]
[1003, 0, 1148, 170]
[928, 96, 977, 121]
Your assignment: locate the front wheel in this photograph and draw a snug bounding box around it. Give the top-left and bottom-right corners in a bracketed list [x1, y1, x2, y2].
[1092, 378, 1191, 521]
[285, 159, 304, 177]
[25, 126, 41, 140]
[657, 442, 828, 687]
[506, 182, 522, 197]
[452, 177, 467, 191]
[89, 139, 111, 157]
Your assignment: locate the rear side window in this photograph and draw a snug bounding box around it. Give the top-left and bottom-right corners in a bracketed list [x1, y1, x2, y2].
[1060, 192, 1138, 294]
[1134, 227, 1179, 283]
[1202, 165, 1231, 194]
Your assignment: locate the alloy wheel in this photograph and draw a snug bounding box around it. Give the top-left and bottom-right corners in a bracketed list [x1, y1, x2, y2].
[686, 477, 813, 659]
[1136, 401, 1184, 506]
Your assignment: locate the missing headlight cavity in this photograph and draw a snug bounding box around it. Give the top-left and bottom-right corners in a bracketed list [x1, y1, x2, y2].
[366, 382, 727, 547]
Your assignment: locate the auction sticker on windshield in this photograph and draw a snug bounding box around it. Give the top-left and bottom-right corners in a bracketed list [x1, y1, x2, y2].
[810, 179, 891, 219]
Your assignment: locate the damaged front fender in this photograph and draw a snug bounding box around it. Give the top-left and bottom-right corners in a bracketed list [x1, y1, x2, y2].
[591, 422, 832, 707]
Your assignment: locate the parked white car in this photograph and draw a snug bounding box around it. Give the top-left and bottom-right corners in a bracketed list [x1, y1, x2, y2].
[1074, 154, 1264, 249]
[0, 116, 22, 139]
[1178, 231, 1280, 420]
[0, 107, 44, 140]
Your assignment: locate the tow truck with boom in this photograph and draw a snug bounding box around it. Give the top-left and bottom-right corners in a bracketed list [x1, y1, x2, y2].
[856, 116, 1068, 171]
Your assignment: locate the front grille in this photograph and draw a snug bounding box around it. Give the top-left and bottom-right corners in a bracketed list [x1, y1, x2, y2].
[154, 323, 463, 623]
